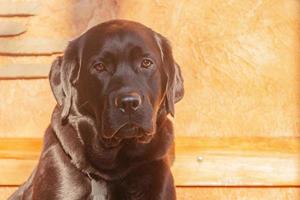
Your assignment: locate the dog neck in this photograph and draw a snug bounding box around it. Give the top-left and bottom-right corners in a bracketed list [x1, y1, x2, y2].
[50, 105, 174, 181]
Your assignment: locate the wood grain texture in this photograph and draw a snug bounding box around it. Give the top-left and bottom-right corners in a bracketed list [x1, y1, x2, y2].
[0, 1, 40, 17]
[0, 138, 41, 160]
[176, 187, 300, 200]
[0, 38, 67, 56]
[0, 137, 299, 186]
[0, 64, 50, 78]
[0, 21, 26, 37]
[0, 159, 38, 186]
[0, 187, 15, 200]
[0, 0, 118, 67]
[172, 137, 300, 186]
[1, 187, 299, 200]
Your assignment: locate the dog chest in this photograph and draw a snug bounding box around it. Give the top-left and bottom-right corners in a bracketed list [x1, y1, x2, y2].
[90, 179, 108, 200]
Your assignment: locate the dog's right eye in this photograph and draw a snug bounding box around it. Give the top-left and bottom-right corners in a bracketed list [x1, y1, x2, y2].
[93, 62, 106, 73]
[141, 58, 153, 68]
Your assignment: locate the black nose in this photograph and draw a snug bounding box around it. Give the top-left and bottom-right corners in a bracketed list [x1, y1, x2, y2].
[115, 93, 142, 112]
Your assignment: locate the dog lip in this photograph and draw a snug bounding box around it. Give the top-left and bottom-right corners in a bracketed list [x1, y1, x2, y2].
[101, 121, 129, 139]
[101, 137, 123, 148]
[136, 133, 153, 143]
[101, 122, 154, 148]
[116, 123, 140, 138]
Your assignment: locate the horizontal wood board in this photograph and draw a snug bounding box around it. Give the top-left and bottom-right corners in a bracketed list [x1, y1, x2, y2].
[0, 137, 299, 186]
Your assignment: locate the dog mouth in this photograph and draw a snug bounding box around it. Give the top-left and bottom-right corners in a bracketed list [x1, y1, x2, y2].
[102, 123, 153, 148]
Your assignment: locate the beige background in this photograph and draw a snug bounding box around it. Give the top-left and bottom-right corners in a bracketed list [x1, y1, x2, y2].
[0, 0, 299, 138]
[1, 0, 300, 199]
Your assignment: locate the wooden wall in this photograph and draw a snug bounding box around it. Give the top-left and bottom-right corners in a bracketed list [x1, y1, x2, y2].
[0, 0, 299, 199]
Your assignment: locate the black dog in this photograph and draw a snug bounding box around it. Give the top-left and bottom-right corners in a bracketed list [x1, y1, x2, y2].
[9, 20, 184, 200]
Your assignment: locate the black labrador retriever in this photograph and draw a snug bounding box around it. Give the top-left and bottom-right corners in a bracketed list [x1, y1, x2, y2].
[9, 19, 184, 200]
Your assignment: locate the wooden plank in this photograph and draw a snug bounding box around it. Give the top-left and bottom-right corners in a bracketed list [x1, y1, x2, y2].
[0, 187, 16, 200]
[172, 137, 300, 186]
[0, 138, 41, 160]
[0, 1, 40, 17]
[0, 159, 37, 186]
[175, 187, 300, 200]
[0, 137, 299, 186]
[0, 21, 26, 37]
[0, 64, 50, 78]
[1, 187, 300, 200]
[0, 38, 67, 56]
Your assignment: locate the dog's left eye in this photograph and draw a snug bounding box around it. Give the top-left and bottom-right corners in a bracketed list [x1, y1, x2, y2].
[141, 58, 153, 68]
[93, 62, 106, 73]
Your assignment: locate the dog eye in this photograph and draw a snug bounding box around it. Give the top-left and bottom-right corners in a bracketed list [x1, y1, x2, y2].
[141, 59, 153, 68]
[93, 62, 106, 73]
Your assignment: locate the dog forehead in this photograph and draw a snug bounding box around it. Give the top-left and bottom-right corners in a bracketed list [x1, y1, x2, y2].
[79, 21, 160, 55]
[87, 20, 154, 40]
[99, 31, 152, 52]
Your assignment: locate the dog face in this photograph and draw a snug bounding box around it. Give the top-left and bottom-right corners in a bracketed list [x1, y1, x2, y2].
[49, 20, 184, 149]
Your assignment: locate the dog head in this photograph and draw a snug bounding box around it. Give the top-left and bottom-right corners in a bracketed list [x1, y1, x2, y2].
[49, 20, 184, 149]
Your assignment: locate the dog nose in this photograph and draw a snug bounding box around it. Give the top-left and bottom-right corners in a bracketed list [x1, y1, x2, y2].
[115, 93, 141, 112]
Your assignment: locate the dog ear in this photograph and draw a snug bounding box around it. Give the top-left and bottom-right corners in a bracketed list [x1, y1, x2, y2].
[173, 62, 184, 103]
[49, 55, 78, 124]
[155, 34, 184, 117]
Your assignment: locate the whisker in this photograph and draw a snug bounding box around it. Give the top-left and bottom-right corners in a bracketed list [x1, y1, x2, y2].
[77, 101, 89, 109]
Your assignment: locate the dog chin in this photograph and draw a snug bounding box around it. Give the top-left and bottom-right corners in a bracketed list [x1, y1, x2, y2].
[101, 125, 154, 148]
[101, 137, 123, 148]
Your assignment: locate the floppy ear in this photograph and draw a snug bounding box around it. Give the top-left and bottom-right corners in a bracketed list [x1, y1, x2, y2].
[173, 62, 184, 103]
[49, 56, 78, 124]
[49, 56, 64, 106]
[155, 34, 184, 117]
